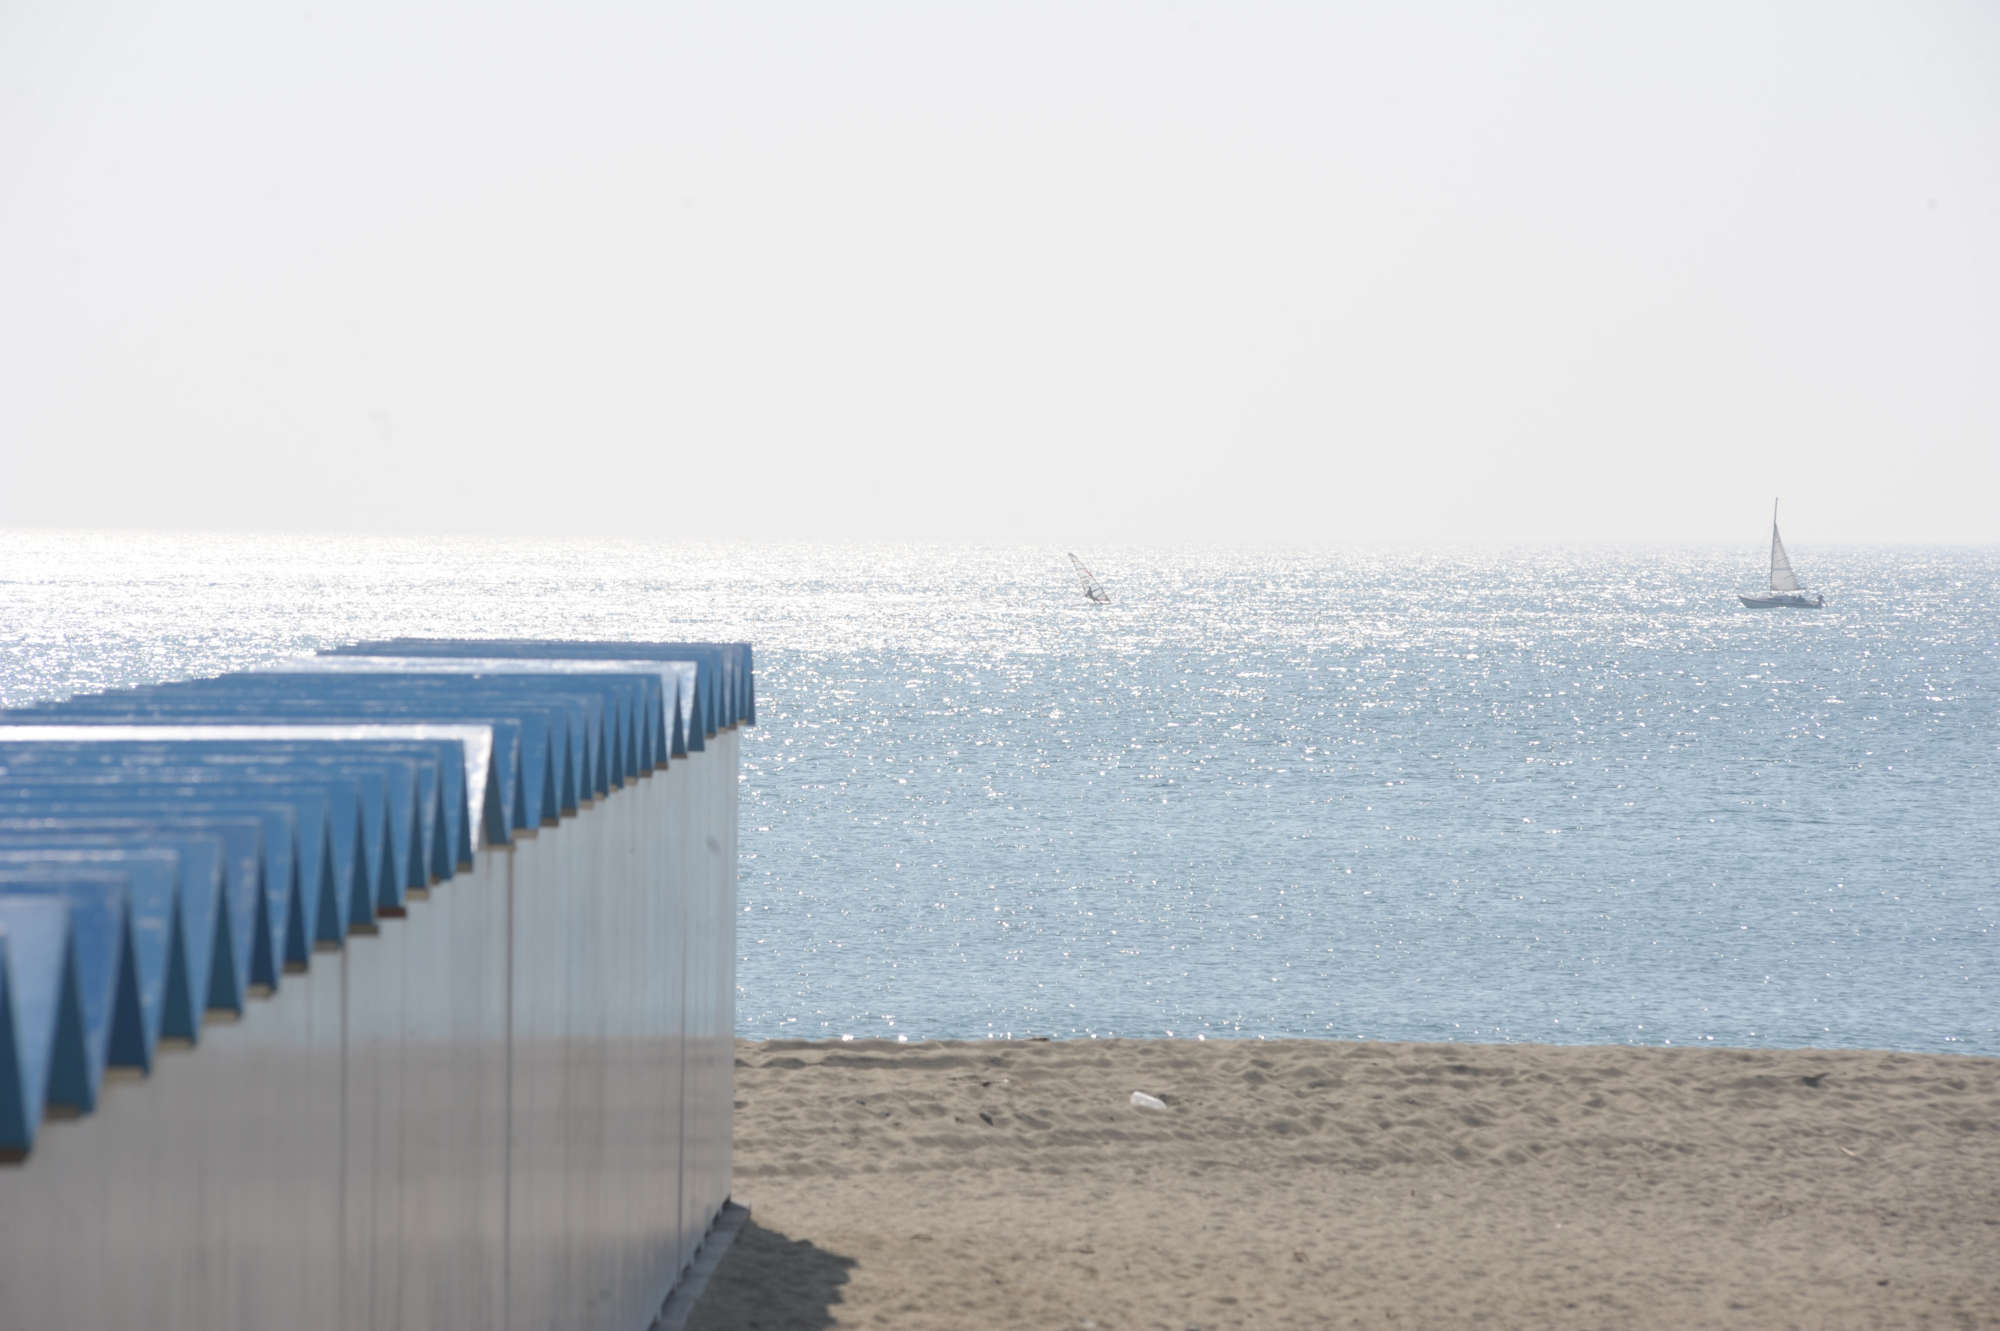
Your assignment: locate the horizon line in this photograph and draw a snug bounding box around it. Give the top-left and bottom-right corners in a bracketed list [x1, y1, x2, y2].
[3, 521, 1998, 553]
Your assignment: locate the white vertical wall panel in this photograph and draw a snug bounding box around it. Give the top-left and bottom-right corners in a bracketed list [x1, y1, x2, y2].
[0, 960, 344, 1331]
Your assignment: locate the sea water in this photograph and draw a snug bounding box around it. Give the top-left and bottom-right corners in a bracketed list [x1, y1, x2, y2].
[2, 532, 1994, 1054]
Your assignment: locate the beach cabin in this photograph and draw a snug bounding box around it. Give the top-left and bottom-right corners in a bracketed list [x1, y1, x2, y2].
[0, 639, 752, 1331]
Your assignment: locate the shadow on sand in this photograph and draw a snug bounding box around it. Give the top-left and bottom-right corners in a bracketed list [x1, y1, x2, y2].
[683, 1218, 857, 1331]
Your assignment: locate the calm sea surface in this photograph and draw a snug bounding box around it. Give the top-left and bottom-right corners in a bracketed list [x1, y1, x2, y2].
[2, 532, 1994, 1054]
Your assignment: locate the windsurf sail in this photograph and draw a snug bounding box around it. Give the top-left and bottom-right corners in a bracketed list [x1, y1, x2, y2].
[1068, 553, 1111, 604]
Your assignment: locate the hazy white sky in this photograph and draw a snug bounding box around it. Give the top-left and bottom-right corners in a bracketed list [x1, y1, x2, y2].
[3, 1, 1995, 545]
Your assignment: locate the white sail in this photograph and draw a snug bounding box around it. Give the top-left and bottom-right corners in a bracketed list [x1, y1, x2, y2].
[1068, 552, 1111, 604]
[1769, 501, 1801, 591]
[1769, 525, 1801, 591]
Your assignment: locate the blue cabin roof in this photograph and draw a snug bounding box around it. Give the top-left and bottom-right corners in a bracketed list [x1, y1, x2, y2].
[0, 638, 751, 1160]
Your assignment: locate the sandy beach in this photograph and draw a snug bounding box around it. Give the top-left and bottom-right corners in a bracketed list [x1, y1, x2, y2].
[688, 1038, 2000, 1330]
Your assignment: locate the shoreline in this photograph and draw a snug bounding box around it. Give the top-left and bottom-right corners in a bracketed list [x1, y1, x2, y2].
[690, 1036, 2000, 1330]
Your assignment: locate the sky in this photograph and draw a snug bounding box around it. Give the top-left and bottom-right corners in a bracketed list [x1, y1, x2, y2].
[2, 1, 1995, 546]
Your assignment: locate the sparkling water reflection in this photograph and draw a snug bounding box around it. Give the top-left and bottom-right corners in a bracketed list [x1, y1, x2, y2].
[3, 533, 1994, 1053]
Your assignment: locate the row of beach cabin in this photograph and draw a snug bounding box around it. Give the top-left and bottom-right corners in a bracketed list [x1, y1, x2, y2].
[0, 638, 753, 1331]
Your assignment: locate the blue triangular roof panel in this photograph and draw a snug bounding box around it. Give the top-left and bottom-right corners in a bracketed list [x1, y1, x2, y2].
[0, 896, 81, 1154]
[0, 831, 221, 1044]
[0, 872, 142, 1111]
[0, 849, 189, 1056]
[0, 813, 261, 1012]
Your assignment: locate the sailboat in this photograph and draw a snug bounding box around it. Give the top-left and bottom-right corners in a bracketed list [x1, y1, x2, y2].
[1068, 552, 1111, 604]
[1739, 500, 1824, 609]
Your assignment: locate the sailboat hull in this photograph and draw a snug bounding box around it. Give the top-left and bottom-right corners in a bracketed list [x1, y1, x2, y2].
[1738, 594, 1824, 609]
